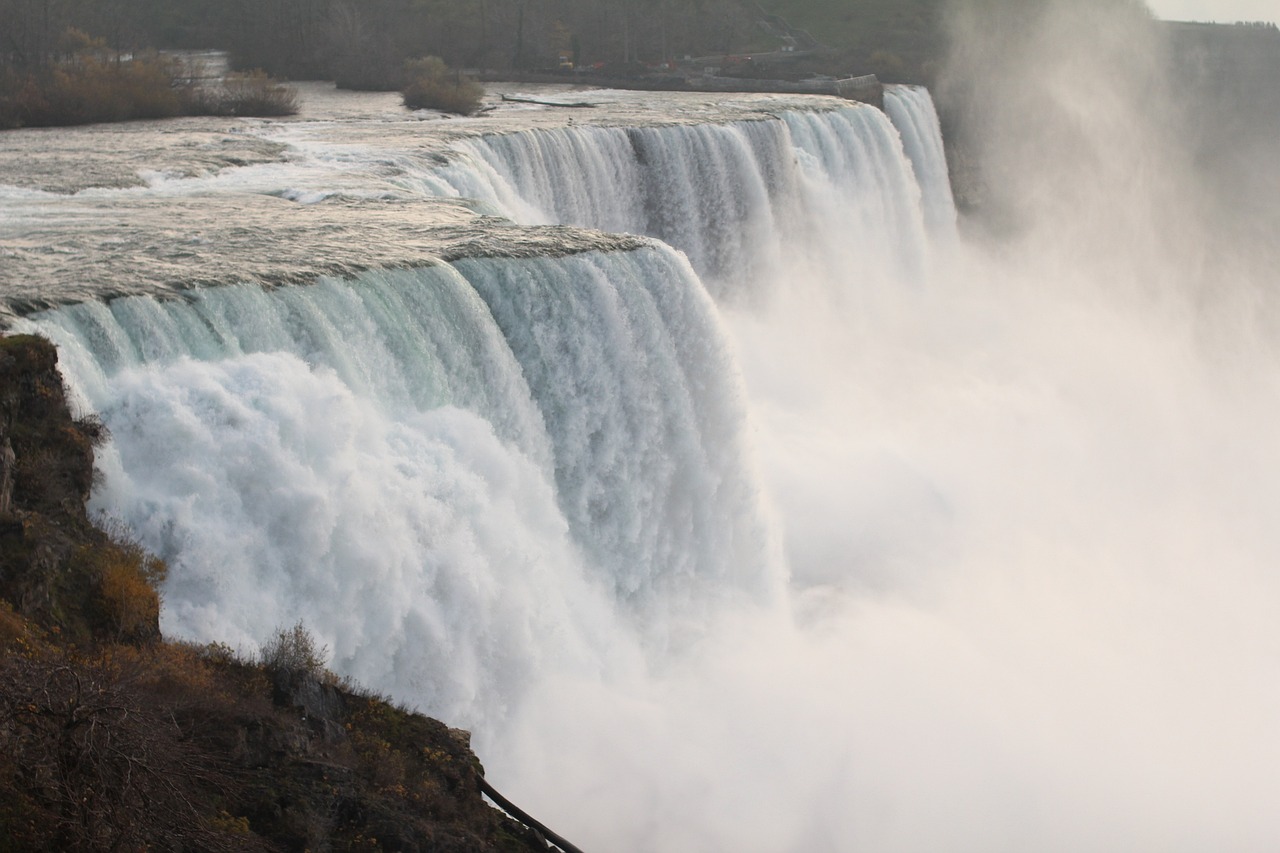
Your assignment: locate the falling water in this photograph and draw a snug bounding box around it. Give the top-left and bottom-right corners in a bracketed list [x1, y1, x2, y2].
[7, 41, 1278, 850]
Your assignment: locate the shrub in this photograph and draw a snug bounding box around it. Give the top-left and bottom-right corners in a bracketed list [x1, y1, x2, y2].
[260, 621, 329, 676]
[182, 70, 300, 117]
[1, 59, 299, 128]
[75, 527, 167, 642]
[401, 57, 483, 116]
[97, 547, 164, 639]
[216, 70, 300, 116]
[19, 55, 185, 127]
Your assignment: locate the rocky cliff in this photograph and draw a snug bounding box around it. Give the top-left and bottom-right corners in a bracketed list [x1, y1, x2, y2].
[0, 334, 559, 853]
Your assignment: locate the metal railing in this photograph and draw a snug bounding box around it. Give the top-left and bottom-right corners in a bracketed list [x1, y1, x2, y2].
[479, 776, 586, 853]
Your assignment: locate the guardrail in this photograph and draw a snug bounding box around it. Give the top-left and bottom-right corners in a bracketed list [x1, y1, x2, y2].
[479, 776, 586, 853]
[836, 74, 880, 90]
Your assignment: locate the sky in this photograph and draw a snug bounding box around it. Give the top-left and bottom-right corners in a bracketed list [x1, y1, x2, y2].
[1147, 0, 1280, 21]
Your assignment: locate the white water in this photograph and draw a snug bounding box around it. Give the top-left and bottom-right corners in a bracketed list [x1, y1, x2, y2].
[27, 247, 779, 726]
[11, 61, 1280, 853]
[883, 86, 957, 238]
[434, 100, 930, 300]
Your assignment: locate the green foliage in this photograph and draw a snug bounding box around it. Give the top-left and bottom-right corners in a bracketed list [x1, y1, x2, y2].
[402, 56, 484, 115]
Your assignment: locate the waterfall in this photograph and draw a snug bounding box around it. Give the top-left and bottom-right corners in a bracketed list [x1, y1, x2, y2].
[16, 76, 1266, 852]
[883, 86, 957, 237]
[22, 246, 779, 727]
[14, 88, 957, 804]
[432, 95, 954, 298]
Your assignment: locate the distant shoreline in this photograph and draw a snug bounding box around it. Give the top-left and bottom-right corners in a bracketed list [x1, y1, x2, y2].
[476, 69, 885, 107]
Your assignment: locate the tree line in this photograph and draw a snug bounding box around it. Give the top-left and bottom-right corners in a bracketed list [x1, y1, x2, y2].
[1, 0, 773, 86]
[0, 0, 950, 128]
[0, 0, 304, 128]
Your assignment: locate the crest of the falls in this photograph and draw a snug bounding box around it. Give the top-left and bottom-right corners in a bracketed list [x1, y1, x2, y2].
[432, 90, 954, 298]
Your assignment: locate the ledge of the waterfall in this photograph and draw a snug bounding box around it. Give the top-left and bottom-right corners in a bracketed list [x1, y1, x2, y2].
[0, 80, 880, 326]
[0, 190, 648, 326]
[0, 333, 550, 852]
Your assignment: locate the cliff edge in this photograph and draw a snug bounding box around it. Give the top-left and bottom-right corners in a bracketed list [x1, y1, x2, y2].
[0, 334, 556, 853]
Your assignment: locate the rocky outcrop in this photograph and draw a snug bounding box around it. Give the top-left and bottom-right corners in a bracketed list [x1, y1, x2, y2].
[0, 334, 142, 643]
[0, 333, 568, 852]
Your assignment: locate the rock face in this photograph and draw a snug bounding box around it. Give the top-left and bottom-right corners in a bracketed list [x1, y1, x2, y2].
[0, 335, 92, 511]
[209, 662, 552, 853]
[0, 333, 559, 853]
[0, 334, 138, 642]
[0, 432, 15, 515]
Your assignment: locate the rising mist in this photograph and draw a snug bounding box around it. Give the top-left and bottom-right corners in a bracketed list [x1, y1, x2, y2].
[490, 2, 1280, 850]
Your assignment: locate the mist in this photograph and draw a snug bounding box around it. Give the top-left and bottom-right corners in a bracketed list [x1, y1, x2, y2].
[484, 2, 1280, 850]
[1149, 0, 1280, 21]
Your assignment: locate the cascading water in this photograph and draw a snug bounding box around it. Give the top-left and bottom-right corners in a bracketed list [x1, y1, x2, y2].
[433, 96, 943, 298]
[19, 95, 947, 722]
[24, 246, 777, 726]
[883, 86, 957, 237]
[9, 55, 1279, 852]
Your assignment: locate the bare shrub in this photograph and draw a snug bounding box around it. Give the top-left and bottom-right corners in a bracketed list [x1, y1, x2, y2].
[402, 56, 484, 116]
[182, 70, 299, 117]
[0, 652, 251, 851]
[260, 621, 329, 676]
[23, 55, 184, 126]
[216, 70, 300, 116]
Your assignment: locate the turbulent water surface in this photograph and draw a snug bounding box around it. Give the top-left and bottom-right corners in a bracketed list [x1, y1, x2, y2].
[4, 54, 1279, 853]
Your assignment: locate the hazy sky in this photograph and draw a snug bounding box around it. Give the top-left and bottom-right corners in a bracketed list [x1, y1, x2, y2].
[1147, 0, 1280, 21]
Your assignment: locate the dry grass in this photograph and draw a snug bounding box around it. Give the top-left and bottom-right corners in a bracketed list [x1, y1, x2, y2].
[0, 636, 259, 852]
[185, 70, 300, 117]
